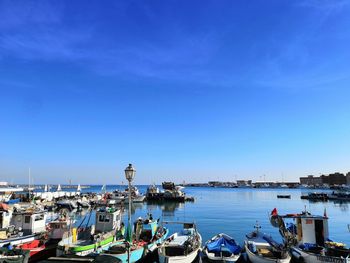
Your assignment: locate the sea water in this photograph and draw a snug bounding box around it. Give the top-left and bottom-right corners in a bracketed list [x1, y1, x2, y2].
[75, 185, 350, 245]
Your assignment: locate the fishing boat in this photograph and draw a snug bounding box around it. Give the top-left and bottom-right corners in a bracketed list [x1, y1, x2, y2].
[300, 193, 328, 201]
[203, 233, 242, 262]
[110, 190, 126, 203]
[245, 223, 291, 263]
[158, 222, 202, 263]
[100, 240, 145, 263]
[101, 214, 169, 262]
[0, 247, 30, 263]
[17, 239, 47, 262]
[18, 214, 74, 262]
[270, 208, 350, 263]
[0, 206, 47, 247]
[146, 184, 160, 200]
[124, 186, 146, 203]
[57, 207, 122, 256]
[0, 185, 24, 203]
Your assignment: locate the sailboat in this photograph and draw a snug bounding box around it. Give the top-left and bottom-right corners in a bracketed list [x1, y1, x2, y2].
[56, 184, 62, 192]
[77, 184, 81, 192]
[101, 184, 107, 194]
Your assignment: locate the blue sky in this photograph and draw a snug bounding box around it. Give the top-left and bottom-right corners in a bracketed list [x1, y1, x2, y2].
[1, 0, 350, 184]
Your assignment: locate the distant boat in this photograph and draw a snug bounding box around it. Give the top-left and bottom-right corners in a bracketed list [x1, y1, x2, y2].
[277, 195, 291, 199]
[77, 184, 81, 192]
[56, 184, 62, 192]
[175, 185, 185, 191]
[203, 233, 242, 262]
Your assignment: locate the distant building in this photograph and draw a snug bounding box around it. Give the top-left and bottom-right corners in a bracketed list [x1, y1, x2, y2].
[208, 181, 221, 187]
[347, 172, 350, 185]
[300, 175, 323, 186]
[322, 173, 346, 185]
[300, 173, 347, 186]
[236, 180, 252, 187]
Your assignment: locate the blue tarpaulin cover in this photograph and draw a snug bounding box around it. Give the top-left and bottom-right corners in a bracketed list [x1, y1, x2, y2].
[263, 234, 284, 250]
[206, 235, 241, 255]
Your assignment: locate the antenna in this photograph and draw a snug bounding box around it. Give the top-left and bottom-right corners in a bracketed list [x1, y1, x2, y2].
[28, 167, 31, 190]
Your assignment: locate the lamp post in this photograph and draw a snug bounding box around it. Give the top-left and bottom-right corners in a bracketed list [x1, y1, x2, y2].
[124, 163, 136, 263]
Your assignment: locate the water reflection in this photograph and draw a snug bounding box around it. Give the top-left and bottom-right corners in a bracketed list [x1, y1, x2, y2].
[333, 201, 349, 212]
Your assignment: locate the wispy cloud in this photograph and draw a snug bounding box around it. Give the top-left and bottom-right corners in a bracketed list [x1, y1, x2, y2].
[297, 0, 349, 12]
[1, 0, 350, 92]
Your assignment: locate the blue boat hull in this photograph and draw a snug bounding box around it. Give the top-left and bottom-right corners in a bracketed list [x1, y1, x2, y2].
[101, 246, 145, 263]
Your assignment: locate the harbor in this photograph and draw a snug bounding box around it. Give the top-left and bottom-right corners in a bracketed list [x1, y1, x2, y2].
[2, 0, 350, 262]
[0, 165, 349, 263]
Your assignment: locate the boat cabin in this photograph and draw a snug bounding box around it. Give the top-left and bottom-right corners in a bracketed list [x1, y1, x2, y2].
[161, 222, 198, 257]
[0, 204, 12, 229]
[95, 207, 121, 233]
[48, 220, 69, 240]
[11, 210, 46, 235]
[277, 211, 329, 247]
[135, 217, 158, 242]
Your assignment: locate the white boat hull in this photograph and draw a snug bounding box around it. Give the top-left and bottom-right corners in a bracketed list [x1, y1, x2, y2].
[0, 234, 38, 247]
[291, 247, 350, 263]
[204, 248, 241, 262]
[158, 248, 200, 263]
[245, 243, 291, 263]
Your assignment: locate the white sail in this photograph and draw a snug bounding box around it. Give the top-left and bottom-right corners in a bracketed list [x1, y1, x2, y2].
[77, 184, 81, 192]
[44, 184, 48, 192]
[57, 184, 62, 191]
[101, 184, 106, 194]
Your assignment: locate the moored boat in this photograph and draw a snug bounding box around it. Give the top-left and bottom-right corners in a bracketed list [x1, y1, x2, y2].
[158, 222, 202, 263]
[244, 223, 291, 263]
[203, 233, 242, 262]
[57, 207, 122, 256]
[270, 208, 350, 263]
[0, 247, 30, 263]
[100, 214, 169, 262]
[0, 206, 47, 247]
[277, 195, 291, 199]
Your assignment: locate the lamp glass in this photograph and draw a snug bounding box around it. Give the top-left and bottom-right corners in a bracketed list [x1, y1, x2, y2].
[124, 163, 136, 181]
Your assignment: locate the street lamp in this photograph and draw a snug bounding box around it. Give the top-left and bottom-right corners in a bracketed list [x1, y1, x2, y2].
[124, 163, 136, 263]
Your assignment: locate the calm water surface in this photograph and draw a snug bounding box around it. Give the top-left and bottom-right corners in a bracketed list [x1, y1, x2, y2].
[77, 185, 350, 245]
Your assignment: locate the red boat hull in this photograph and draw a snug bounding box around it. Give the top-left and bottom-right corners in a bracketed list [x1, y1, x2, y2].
[18, 239, 58, 262]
